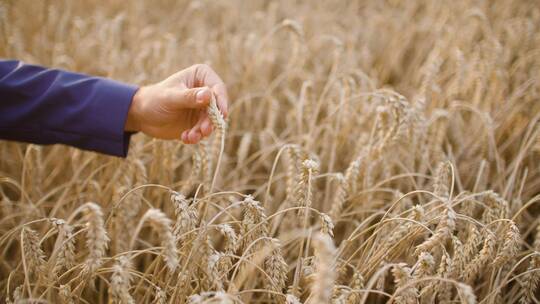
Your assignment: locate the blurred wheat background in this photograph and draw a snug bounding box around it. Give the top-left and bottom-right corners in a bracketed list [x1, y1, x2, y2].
[1, 0, 540, 303]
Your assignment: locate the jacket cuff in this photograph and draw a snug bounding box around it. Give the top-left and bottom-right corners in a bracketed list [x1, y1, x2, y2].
[90, 78, 138, 157]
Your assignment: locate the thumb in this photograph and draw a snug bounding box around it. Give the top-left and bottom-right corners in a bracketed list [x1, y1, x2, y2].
[167, 87, 211, 109]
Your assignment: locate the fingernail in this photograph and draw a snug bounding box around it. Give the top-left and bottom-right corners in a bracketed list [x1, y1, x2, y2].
[196, 88, 210, 103]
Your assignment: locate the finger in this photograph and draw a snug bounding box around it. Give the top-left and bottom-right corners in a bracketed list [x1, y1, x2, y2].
[167, 87, 211, 110]
[212, 82, 229, 118]
[201, 116, 213, 137]
[188, 128, 202, 144]
[189, 113, 206, 138]
[191, 64, 229, 118]
[192, 64, 225, 87]
[181, 130, 189, 144]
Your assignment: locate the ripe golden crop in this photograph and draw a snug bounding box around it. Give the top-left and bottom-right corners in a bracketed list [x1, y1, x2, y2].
[1, 1, 540, 303]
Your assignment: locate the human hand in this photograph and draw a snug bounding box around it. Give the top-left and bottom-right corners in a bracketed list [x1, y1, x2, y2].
[125, 64, 228, 144]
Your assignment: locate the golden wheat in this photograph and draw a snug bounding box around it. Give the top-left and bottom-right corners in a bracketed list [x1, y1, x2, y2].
[1, 0, 540, 303]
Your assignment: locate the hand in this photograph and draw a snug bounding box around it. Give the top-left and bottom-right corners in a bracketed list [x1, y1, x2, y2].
[125, 64, 228, 144]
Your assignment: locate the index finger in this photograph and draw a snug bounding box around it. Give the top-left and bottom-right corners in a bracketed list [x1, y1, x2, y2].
[193, 64, 229, 118]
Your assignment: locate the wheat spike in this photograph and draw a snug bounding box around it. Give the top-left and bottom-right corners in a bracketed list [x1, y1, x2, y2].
[286, 293, 302, 304]
[456, 225, 482, 273]
[49, 218, 76, 279]
[329, 155, 363, 220]
[207, 92, 227, 192]
[319, 212, 335, 237]
[109, 256, 135, 304]
[392, 263, 417, 304]
[493, 221, 520, 267]
[346, 270, 365, 303]
[264, 238, 288, 297]
[308, 233, 336, 304]
[140, 208, 179, 271]
[153, 287, 167, 304]
[457, 283, 476, 304]
[217, 223, 238, 254]
[296, 159, 319, 217]
[464, 229, 497, 284]
[413, 251, 435, 288]
[415, 203, 455, 255]
[81, 202, 109, 275]
[171, 191, 199, 244]
[21, 227, 46, 277]
[521, 221, 540, 304]
[240, 195, 269, 252]
[433, 161, 451, 198]
[59, 284, 75, 304]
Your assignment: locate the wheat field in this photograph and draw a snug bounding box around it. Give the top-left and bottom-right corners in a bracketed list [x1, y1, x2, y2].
[1, 0, 540, 303]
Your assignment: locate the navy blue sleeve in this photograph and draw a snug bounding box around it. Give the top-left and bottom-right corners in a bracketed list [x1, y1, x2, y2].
[0, 60, 138, 157]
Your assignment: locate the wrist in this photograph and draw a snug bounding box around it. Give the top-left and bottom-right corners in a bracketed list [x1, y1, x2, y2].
[125, 87, 144, 132]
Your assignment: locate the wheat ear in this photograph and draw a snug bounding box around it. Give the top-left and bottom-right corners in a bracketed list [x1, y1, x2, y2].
[392, 263, 418, 304]
[308, 233, 336, 304]
[109, 256, 135, 304]
[520, 221, 540, 304]
[171, 191, 199, 243]
[80, 202, 109, 275]
[21, 227, 46, 277]
[132, 208, 179, 272]
[207, 92, 227, 192]
[49, 218, 76, 279]
[264, 238, 288, 298]
[493, 221, 520, 267]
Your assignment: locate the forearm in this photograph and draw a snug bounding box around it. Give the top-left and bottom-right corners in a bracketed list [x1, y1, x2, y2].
[0, 60, 138, 157]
